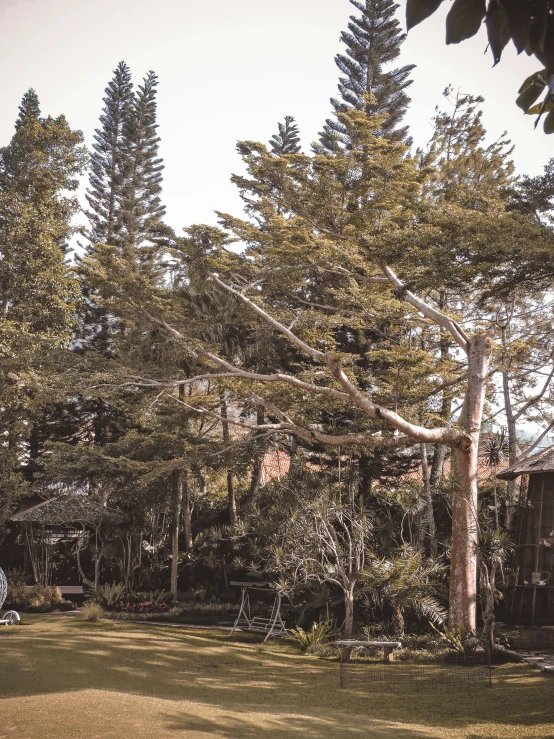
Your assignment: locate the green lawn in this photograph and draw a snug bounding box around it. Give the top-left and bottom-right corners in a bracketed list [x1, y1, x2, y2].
[0, 615, 552, 738]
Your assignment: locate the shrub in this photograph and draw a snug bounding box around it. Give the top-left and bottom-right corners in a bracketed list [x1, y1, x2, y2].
[288, 620, 338, 649]
[6, 583, 71, 612]
[80, 602, 104, 622]
[108, 605, 184, 622]
[129, 589, 174, 606]
[113, 600, 171, 614]
[107, 601, 237, 623]
[305, 643, 340, 658]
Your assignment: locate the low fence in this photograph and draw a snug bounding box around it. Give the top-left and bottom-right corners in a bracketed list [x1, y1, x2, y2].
[339, 651, 493, 691]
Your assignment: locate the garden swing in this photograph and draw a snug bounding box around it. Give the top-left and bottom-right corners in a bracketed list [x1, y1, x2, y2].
[229, 581, 288, 641]
[0, 568, 20, 625]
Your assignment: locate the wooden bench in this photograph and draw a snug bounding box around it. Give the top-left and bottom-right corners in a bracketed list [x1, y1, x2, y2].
[59, 586, 84, 597]
[335, 640, 401, 663]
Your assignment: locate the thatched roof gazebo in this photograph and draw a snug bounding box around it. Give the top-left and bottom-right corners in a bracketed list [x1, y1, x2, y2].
[498, 447, 554, 625]
[8, 490, 130, 590]
[10, 494, 128, 533]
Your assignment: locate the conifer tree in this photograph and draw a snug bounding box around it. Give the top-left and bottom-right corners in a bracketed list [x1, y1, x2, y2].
[119, 70, 165, 254]
[269, 116, 301, 155]
[0, 90, 86, 521]
[16, 89, 41, 127]
[319, 0, 415, 150]
[86, 61, 133, 246]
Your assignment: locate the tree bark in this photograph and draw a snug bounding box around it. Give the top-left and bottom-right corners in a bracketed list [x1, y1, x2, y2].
[501, 327, 518, 530]
[449, 335, 491, 631]
[357, 453, 373, 499]
[220, 396, 237, 526]
[430, 444, 447, 489]
[92, 526, 103, 590]
[392, 605, 405, 636]
[182, 470, 193, 551]
[170, 471, 182, 596]
[420, 443, 437, 557]
[479, 561, 495, 664]
[289, 434, 299, 476]
[341, 581, 356, 662]
[429, 289, 452, 525]
[246, 407, 266, 506]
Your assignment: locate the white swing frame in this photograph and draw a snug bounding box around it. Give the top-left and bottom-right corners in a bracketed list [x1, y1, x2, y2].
[229, 581, 288, 642]
[0, 568, 20, 625]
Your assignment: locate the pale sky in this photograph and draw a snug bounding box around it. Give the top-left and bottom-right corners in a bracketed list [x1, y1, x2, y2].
[0, 0, 548, 238]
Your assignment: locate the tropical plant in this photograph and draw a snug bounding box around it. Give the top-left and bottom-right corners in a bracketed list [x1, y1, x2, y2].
[476, 528, 513, 662]
[361, 547, 447, 635]
[288, 620, 339, 649]
[93, 582, 126, 609]
[429, 622, 479, 653]
[406, 0, 553, 129]
[131, 589, 174, 605]
[482, 430, 509, 528]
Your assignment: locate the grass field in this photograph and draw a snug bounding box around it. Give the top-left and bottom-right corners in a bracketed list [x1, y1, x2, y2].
[0, 614, 553, 738]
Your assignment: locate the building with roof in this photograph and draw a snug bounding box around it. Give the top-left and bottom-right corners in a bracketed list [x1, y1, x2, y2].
[499, 447, 554, 625]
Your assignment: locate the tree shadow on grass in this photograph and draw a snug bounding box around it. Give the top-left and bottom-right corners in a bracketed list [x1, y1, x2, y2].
[0, 617, 553, 738]
[159, 707, 435, 738]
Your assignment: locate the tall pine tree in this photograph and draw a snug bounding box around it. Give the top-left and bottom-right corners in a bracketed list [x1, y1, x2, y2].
[119, 70, 165, 255]
[86, 61, 133, 247]
[16, 89, 41, 127]
[319, 0, 415, 150]
[269, 116, 301, 154]
[0, 90, 86, 521]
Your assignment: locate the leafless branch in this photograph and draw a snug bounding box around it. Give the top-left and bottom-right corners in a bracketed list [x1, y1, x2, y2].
[375, 262, 470, 352]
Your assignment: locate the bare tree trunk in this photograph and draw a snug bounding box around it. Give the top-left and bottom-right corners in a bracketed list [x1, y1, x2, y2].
[449, 335, 491, 631]
[93, 527, 103, 590]
[429, 290, 452, 521]
[392, 606, 405, 636]
[170, 472, 182, 596]
[501, 327, 518, 530]
[289, 434, 299, 476]
[341, 581, 356, 662]
[479, 561, 495, 664]
[357, 453, 372, 499]
[220, 395, 237, 526]
[430, 442, 448, 491]
[420, 444, 437, 557]
[226, 472, 237, 526]
[246, 408, 266, 506]
[74, 526, 94, 588]
[182, 470, 193, 551]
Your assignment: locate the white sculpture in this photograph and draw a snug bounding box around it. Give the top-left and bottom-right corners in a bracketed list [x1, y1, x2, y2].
[0, 568, 20, 625]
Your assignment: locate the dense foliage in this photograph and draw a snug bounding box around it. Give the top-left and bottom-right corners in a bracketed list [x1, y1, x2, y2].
[1, 2, 553, 649]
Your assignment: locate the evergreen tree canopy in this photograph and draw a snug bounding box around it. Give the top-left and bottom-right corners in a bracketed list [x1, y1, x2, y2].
[86, 61, 133, 246]
[320, 0, 415, 150]
[16, 89, 41, 127]
[0, 90, 86, 522]
[119, 70, 165, 254]
[269, 116, 301, 155]
[416, 87, 515, 209]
